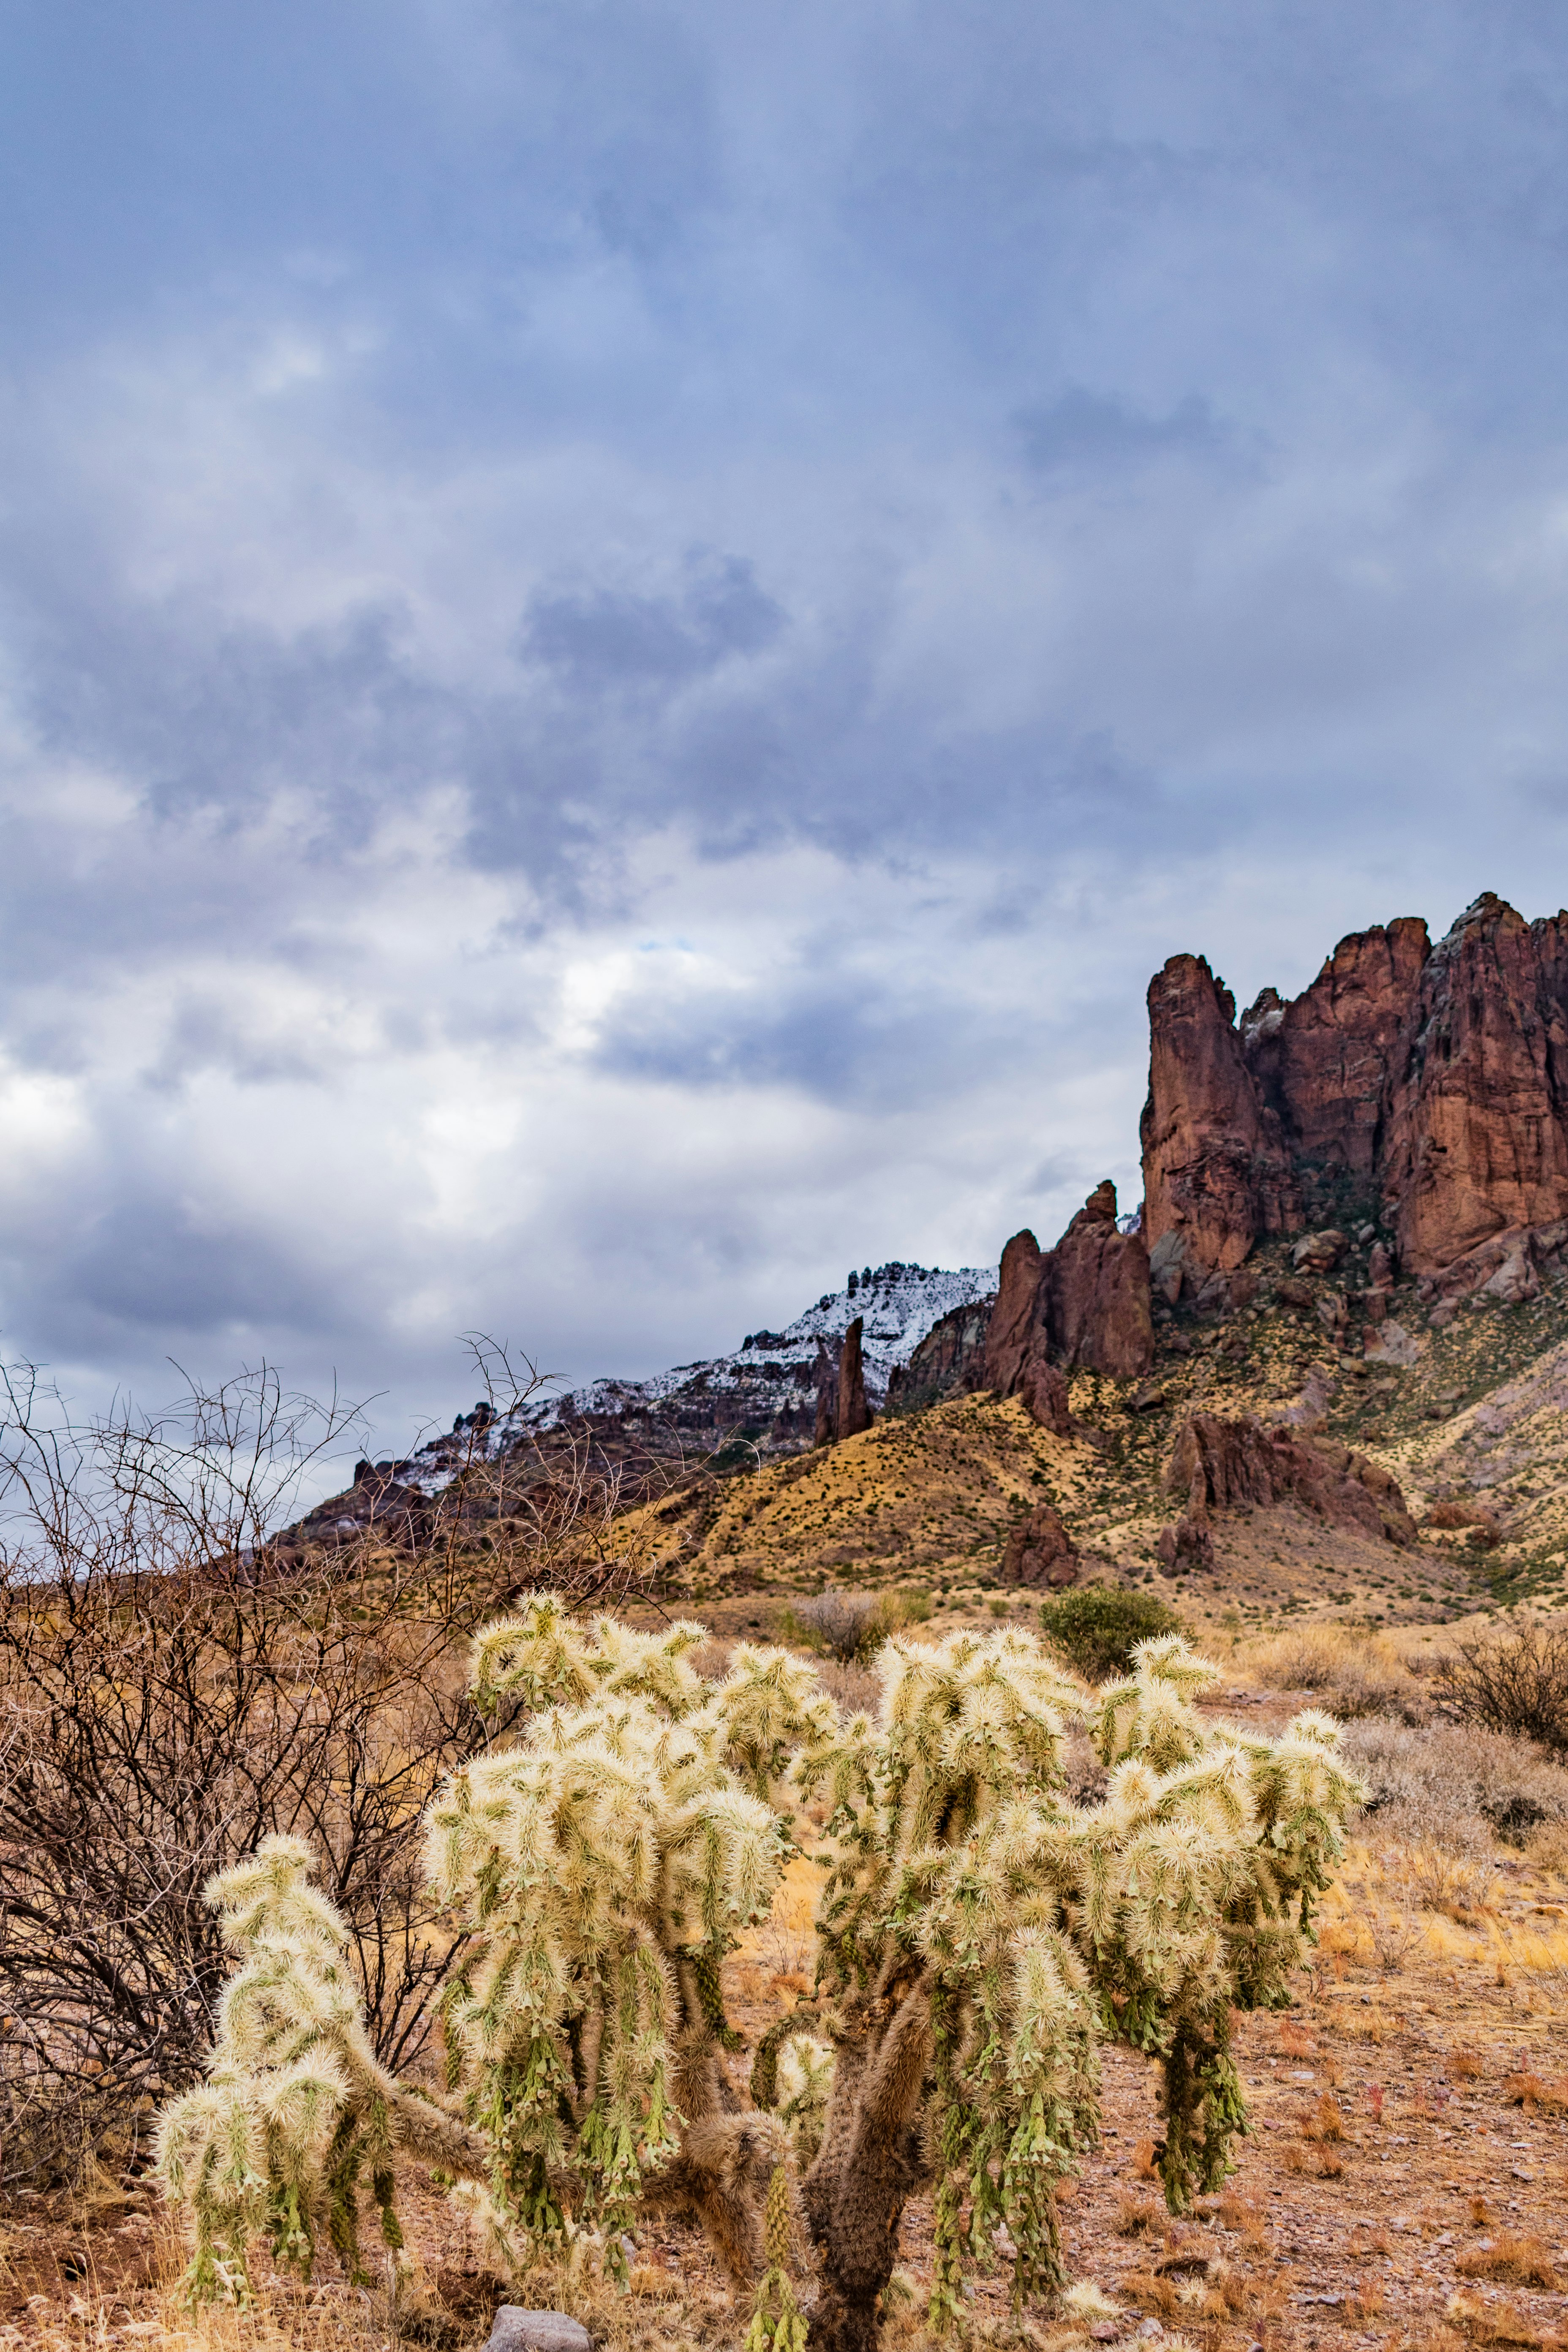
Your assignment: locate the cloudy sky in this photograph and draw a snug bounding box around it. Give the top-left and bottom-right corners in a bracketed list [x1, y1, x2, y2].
[5, 1, 1568, 1459]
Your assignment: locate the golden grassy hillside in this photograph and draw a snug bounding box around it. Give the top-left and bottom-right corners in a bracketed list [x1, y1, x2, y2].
[622, 1235, 1568, 1644]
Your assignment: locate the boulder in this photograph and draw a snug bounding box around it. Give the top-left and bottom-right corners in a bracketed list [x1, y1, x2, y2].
[483, 2315, 591, 2352]
[1292, 1230, 1348, 1274]
[1156, 1515, 1214, 1571]
[1368, 1241, 1395, 1290]
[1363, 1319, 1420, 1367]
[1480, 1239, 1539, 1307]
[1001, 1501, 1078, 1587]
[1017, 1356, 1073, 1436]
[1423, 1497, 1502, 1548]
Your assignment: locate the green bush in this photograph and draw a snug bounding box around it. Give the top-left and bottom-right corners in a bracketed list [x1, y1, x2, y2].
[1038, 1586, 1184, 1682]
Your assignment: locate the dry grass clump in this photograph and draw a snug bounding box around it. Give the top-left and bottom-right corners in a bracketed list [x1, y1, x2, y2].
[1454, 2234, 1561, 2289]
[1112, 2190, 1162, 2236]
[1247, 1626, 1428, 1721]
[1345, 1717, 1568, 1850]
[1447, 2291, 1565, 2348]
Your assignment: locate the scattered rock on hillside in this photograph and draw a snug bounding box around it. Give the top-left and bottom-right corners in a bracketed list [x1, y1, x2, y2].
[1000, 1501, 1078, 1587]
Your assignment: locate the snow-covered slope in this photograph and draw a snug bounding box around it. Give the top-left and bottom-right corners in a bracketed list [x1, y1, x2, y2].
[401, 1260, 998, 1487]
[543, 1260, 996, 1423]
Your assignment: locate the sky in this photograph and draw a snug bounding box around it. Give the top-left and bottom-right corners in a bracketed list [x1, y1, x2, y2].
[6, 0, 1568, 1463]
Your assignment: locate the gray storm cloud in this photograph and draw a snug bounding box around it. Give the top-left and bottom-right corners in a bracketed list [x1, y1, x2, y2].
[3, 0, 1568, 1463]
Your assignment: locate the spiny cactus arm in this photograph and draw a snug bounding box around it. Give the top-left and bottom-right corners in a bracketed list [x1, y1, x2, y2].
[584, 1614, 712, 1715]
[159, 1837, 495, 2307]
[472, 1595, 719, 1721]
[471, 1592, 600, 1714]
[789, 1707, 880, 1818]
[745, 2161, 809, 2352]
[1089, 1635, 1220, 1770]
[704, 1643, 841, 1799]
[156, 2077, 270, 2306]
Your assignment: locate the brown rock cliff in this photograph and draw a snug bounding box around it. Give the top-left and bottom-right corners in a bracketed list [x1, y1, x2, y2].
[1141, 893, 1568, 1277]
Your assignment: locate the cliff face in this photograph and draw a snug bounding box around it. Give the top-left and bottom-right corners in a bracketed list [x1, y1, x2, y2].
[1140, 954, 1299, 1274]
[1142, 894, 1568, 1278]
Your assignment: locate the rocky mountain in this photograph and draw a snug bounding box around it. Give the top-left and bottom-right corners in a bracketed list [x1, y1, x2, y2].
[1142, 891, 1568, 1298]
[286, 890, 1568, 1646]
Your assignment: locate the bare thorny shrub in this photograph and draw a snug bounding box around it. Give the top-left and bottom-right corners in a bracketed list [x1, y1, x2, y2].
[1433, 1619, 1568, 1759]
[0, 1353, 654, 2191]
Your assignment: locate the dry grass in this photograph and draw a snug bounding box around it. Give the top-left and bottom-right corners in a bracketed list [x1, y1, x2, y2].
[1455, 2233, 1561, 2289]
[1245, 1625, 1429, 1720]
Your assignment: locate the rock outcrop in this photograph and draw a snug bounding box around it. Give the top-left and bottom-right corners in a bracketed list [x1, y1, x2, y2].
[980, 1185, 1155, 1418]
[1161, 1410, 1416, 1553]
[1000, 1501, 1078, 1587]
[1141, 955, 1299, 1279]
[836, 1315, 872, 1439]
[980, 1230, 1045, 1394]
[885, 1298, 994, 1408]
[1379, 896, 1568, 1270]
[1141, 894, 1568, 1281]
[1042, 1181, 1154, 1377]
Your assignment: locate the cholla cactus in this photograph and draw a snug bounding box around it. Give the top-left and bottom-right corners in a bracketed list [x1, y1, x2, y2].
[776, 1625, 1362, 2352]
[160, 1595, 837, 2303]
[155, 1837, 490, 2306]
[428, 1595, 836, 2280]
[161, 1599, 1361, 2350]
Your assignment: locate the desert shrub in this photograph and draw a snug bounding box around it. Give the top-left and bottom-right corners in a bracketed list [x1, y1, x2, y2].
[0, 1354, 638, 2190]
[1434, 1622, 1568, 1756]
[1248, 1628, 1427, 1723]
[1037, 1586, 1183, 1680]
[162, 1609, 1363, 2352]
[784, 1587, 929, 1664]
[1345, 1718, 1568, 1848]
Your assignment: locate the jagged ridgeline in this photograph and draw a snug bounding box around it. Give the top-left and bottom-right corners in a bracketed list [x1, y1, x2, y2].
[157, 1595, 1361, 2349]
[270, 892, 1568, 1626]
